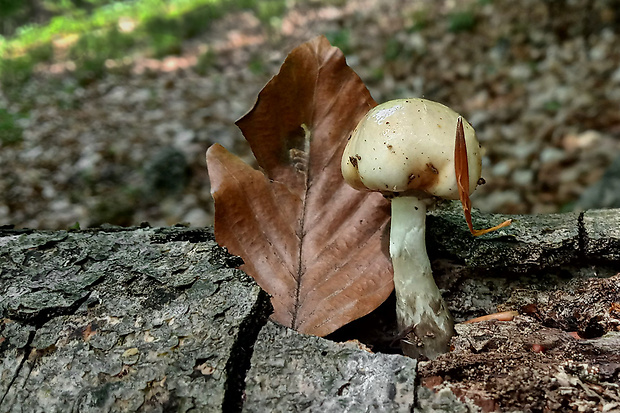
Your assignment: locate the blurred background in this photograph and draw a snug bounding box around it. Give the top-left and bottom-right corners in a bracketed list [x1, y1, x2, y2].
[1, 0, 620, 229]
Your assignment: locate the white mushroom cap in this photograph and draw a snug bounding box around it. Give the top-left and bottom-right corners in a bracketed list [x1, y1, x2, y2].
[342, 98, 481, 200]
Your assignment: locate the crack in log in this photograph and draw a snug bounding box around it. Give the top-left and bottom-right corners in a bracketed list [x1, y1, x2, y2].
[577, 211, 587, 259]
[150, 227, 215, 244]
[8, 289, 96, 328]
[0, 291, 96, 407]
[412, 362, 421, 413]
[0, 330, 35, 407]
[222, 289, 272, 413]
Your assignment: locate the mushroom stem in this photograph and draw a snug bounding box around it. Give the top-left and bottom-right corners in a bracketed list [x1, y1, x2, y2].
[390, 195, 454, 359]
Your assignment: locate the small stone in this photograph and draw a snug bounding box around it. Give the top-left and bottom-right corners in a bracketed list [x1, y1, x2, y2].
[539, 147, 567, 163]
[512, 169, 534, 186]
[183, 207, 211, 227]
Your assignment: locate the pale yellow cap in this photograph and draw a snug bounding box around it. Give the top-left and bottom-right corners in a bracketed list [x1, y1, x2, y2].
[341, 98, 481, 199]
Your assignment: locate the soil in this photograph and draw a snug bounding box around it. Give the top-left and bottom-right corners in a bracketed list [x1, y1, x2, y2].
[424, 275, 620, 412]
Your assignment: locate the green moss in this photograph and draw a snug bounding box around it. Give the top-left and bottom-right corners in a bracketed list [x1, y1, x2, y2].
[543, 100, 561, 113]
[0, 55, 34, 88]
[448, 10, 477, 33]
[151, 33, 183, 58]
[254, 0, 287, 25]
[248, 56, 266, 75]
[370, 67, 384, 82]
[181, 3, 226, 38]
[407, 10, 428, 32]
[67, 27, 135, 84]
[0, 108, 24, 146]
[0, 0, 308, 89]
[195, 48, 217, 75]
[325, 29, 351, 55]
[383, 38, 403, 62]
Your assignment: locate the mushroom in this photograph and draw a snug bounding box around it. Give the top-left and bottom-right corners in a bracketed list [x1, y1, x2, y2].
[341, 98, 507, 359]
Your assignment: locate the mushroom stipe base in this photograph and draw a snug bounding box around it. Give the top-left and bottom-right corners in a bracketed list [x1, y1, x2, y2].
[390, 196, 455, 359]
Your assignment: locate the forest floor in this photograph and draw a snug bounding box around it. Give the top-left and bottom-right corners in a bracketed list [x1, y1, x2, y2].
[417, 275, 620, 412]
[2, 0, 620, 229]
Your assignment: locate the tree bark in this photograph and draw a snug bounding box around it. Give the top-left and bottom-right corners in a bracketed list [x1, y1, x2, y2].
[1, 203, 619, 412]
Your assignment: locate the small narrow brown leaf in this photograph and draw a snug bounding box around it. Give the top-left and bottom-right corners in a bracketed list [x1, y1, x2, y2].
[455, 117, 512, 236]
[462, 311, 518, 324]
[207, 36, 393, 337]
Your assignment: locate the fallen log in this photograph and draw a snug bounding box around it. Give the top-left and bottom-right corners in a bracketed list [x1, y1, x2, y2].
[1, 203, 618, 412]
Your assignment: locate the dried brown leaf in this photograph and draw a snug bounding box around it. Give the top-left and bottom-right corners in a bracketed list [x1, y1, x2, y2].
[206, 36, 393, 337]
[462, 311, 518, 324]
[455, 117, 511, 236]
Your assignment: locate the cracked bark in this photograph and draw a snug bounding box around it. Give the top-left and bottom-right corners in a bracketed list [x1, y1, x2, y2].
[1, 203, 619, 412]
[0, 226, 271, 412]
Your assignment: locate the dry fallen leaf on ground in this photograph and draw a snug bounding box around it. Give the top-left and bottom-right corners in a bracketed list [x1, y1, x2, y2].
[455, 117, 512, 236]
[206, 36, 393, 337]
